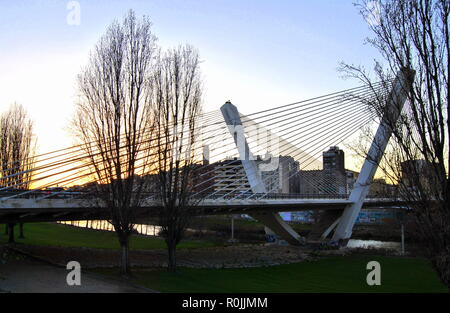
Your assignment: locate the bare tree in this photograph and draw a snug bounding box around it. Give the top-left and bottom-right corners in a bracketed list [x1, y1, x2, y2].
[340, 0, 449, 286]
[151, 45, 203, 272]
[72, 10, 158, 276]
[0, 103, 36, 242]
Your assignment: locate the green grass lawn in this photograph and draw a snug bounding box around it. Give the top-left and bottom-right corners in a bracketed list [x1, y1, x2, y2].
[0, 222, 218, 250]
[96, 255, 449, 293]
[2, 222, 448, 293]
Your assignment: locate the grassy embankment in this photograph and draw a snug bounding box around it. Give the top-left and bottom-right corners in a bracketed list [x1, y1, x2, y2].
[0, 222, 218, 250]
[95, 255, 449, 293]
[1, 221, 447, 293]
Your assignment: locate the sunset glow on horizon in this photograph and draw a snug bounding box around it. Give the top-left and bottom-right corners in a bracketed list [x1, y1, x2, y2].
[0, 0, 381, 180]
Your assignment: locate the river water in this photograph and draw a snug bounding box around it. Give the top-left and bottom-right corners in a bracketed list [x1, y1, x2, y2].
[58, 220, 402, 251]
[347, 239, 401, 250]
[58, 220, 162, 236]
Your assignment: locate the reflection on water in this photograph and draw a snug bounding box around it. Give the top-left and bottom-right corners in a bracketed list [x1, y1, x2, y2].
[58, 220, 162, 237]
[347, 239, 401, 250]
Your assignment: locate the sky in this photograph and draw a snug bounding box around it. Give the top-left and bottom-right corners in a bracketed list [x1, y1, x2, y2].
[0, 0, 381, 170]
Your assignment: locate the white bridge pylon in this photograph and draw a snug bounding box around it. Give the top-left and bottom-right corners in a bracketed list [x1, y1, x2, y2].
[332, 68, 415, 243]
[221, 102, 304, 245]
[220, 67, 415, 246]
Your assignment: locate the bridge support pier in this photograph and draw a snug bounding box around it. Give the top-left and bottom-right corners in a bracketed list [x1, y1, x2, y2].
[250, 212, 303, 245]
[307, 210, 343, 241]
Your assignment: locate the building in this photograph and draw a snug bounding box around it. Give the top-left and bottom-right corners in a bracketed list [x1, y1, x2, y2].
[346, 169, 359, 192]
[368, 178, 398, 198]
[400, 159, 436, 195]
[191, 162, 216, 196]
[298, 169, 324, 195]
[322, 146, 346, 195]
[213, 158, 251, 195]
[401, 159, 435, 185]
[323, 146, 345, 175]
[262, 155, 300, 194]
[299, 146, 348, 196]
[212, 155, 300, 196]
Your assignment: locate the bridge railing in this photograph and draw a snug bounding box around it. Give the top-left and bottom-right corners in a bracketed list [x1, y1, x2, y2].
[0, 189, 401, 202]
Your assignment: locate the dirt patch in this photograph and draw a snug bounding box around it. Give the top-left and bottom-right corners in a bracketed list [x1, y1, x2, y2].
[9, 243, 316, 269]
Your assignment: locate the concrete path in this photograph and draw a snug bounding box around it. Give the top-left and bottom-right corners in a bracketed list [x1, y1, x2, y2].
[0, 259, 152, 293]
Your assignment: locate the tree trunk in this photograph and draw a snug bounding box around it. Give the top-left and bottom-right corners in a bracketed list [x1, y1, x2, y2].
[8, 223, 15, 243]
[19, 223, 24, 239]
[433, 252, 450, 287]
[119, 235, 130, 277]
[167, 240, 177, 272]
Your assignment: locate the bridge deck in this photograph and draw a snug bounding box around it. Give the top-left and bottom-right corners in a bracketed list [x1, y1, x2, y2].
[0, 198, 407, 224]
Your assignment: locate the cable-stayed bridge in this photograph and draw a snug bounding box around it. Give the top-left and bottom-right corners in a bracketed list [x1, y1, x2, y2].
[0, 68, 415, 246]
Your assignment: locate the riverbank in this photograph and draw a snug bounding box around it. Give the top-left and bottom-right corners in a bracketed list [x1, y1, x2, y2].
[166, 216, 408, 243]
[0, 222, 405, 270]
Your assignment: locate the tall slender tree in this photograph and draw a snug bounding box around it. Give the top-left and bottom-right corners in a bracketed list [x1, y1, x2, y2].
[0, 103, 36, 242]
[151, 45, 203, 272]
[72, 10, 158, 276]
[341, 0, 449, 286]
